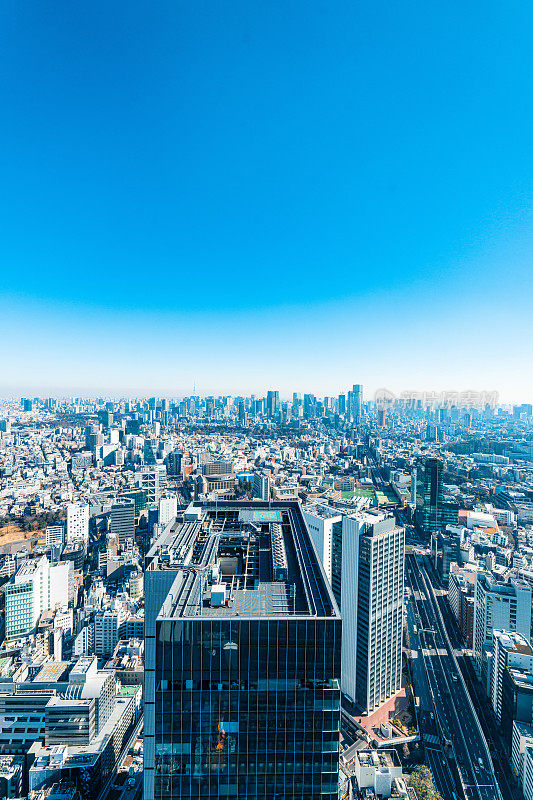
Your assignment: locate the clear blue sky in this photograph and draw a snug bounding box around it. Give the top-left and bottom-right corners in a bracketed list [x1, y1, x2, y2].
[1, 1, 532, 400]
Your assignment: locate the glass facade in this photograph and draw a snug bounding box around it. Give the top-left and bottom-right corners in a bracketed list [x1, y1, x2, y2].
[153, 617, 341, 799]
[330, 520, 342, 609]
[416, 458, 459, 534]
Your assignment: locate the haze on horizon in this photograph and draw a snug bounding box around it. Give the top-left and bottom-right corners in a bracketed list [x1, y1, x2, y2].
[1, 2, 532, 402]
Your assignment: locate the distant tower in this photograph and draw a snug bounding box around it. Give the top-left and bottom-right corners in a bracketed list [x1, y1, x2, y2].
[410, 467, 417, 506]
[352, 384, 363, 422]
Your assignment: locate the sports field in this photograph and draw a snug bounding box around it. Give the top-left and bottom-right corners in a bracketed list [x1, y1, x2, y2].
[341, 487, 375, 499]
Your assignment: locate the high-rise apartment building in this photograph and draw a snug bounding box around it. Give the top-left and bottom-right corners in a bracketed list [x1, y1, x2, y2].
[341, 512, 404, 713]
[144, 501, 341, 800]
[45, 525, 65, 548]
[66, 503, 89, 543]
[252, 472, 271, 501]
[473, 574, 532, 681]
[94, 605, 127, 657]
[491, 631, 533, 722]
[158, 494, 178, 526]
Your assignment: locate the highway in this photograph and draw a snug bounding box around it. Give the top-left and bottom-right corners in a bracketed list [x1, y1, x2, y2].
[406, 586, 458, 800]
[425, 559, 521, 800]
[406, 552, 501, 800]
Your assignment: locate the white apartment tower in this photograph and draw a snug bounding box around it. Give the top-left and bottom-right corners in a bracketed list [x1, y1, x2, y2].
[94, 604, 127, 657]
[45, 525, 65, 548]
[491, 631, 533, 722]
[473, 574, 532, 680]
[341, 512, 405, 714]
[66, 503, 89, 543]
[158, 495, 178, 526]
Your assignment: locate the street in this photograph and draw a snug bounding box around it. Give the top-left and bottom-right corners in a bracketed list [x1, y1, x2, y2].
[406, 552, 501, 800]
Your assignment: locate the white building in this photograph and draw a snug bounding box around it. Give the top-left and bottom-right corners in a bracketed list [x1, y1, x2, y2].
[524, 746, 533, 800]
[512, 721, 533, 784]
[491, 631, 533, 721]
[340, 510, 405, 713]
[4, 556, 75, 641]
[45, 526, 65, 548]
[473, 574, 532, 680]
[302, 503, 342, 592]
[158, 495, 178, 526]
[48, 561, 74, 611]
[352, 750, 406, 798]
[73, 624, 95, 657]
[94, 605, 127, 657]
[5, 557, 50, 640]
[66, 503, 89, 543]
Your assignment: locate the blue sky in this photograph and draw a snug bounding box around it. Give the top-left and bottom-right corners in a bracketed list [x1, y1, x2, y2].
[1, 1, 532, 400]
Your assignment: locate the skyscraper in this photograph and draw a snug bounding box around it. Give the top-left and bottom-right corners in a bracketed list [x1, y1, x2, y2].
[340, 512, 404, 714]
[266, 389, 280, 418]
[144, 500, 341, 800]
[417, 457, 459, 535]
[352, 384, 363, 422]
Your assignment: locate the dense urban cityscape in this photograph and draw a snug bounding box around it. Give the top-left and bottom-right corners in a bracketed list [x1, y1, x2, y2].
[0, 389, 531, 799]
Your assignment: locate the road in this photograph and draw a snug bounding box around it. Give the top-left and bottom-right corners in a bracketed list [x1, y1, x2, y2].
[425, 558, 521, 800]
[406, 572, 462, 800]
[406, 552, 501, 800]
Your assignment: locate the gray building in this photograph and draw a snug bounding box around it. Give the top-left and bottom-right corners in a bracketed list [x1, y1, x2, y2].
[144, 501, 341, 800]
[110, 498, 135, 548]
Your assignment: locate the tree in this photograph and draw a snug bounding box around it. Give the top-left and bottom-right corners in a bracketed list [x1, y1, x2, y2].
[408, 765, 444, 800]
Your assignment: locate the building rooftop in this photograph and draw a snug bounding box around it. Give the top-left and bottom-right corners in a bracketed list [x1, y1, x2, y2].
[303, 502, 342, 520]
[147, 501, 339, 619]
[507, 666, 533, 691]
[494, 630, 533, 656]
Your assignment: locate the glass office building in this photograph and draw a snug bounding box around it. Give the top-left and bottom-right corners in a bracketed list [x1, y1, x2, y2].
[145, 501, 341, 800]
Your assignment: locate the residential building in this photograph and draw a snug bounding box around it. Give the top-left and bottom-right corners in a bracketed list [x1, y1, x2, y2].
[491, 631, 533, 722]
[94, 605, 127, 657]
[46, 526, 65, 548]
[66, 504, 89, 543]
[158, 494, 177, 526]
[252, 472, 271, 501]
[512, 721, 533, 784]
[502, 667, 533, 750]
[341, 512, 405, 713]
[473, 574, 532, 680]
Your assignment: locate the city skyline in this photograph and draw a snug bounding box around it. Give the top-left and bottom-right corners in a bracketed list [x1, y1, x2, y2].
[1, 2, 533, 400]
